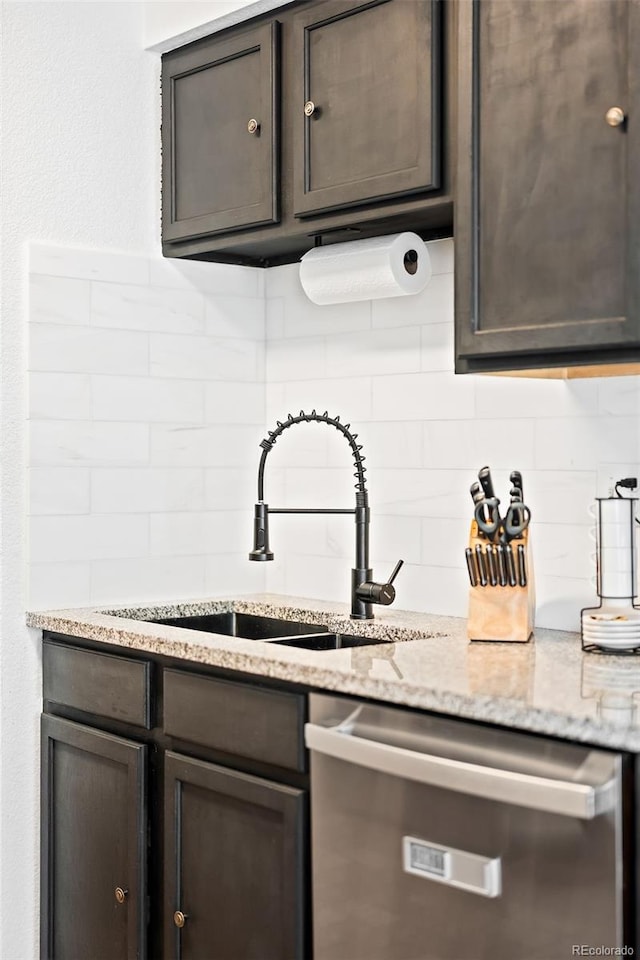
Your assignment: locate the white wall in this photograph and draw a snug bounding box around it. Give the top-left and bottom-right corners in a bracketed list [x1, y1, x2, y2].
[27, 244, 267, 609]
[264, 240, 640, 631]
[1, 3, 160, 956]
[143, 0, 290, 52]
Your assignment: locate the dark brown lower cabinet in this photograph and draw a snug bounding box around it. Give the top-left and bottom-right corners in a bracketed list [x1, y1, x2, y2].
[164, 752, 306, 960]
[41, 714, 147, 960]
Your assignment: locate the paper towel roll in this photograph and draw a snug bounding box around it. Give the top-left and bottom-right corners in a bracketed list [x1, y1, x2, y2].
[299, 232, 432, 305]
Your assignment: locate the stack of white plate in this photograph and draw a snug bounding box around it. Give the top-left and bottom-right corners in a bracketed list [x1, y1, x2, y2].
[582, 604, 640, 651]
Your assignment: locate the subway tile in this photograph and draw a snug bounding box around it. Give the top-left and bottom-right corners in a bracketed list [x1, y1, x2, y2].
[30, 514, 149, 563]
[326, 327, 420, 378]
[29, 243, 149, 285]
[29, 275, 91, 325]
[265, 382, 287, 425]
[205, 553, 267, 596]
[91, 468, 205, 513]
[29, 324, 148, 376]
[29, 421, 149, 466]
[342, 421, 423, 471]
[281, 287, 371, 339]
[29, 468, 90, 516]
[423, 419, 535, 471]
[598, 375, 640, 416]
[90, 556, 207, 605]
[29, 562, 92, 609]
[266, 298, 285, 339]
[91, 281, 205, 334]
[149, 511, 251, 557]
[150, 423, 264, 468]
[277, 377, 373, 424]
[205, 381, 264, 423]
[394, 563, 469, 618]
[421, 322, 455, 372]
[150, 334, 260, 382]
[372, 372, 475, 421]
[274, 514, 333, 559]
[29, 372, 91, 421]
[148, 257, 261, 297]
[205, 296, 265, 340]
[371, 468, 471, 519]
[526, 470, 596, 525]
[475, 375, 600, 419]
[373, 515, 422, 566]
[534, 417, 638, 471]
[205, 468, 257, 510]
[283, 467, 358, 509]
[426, 238, 454, 275]
[281, 554, 349, 604]
[532, 523, 594, 581]
[264, 262, 300, 298]
[421, 517, 467, 568]
[92, 376, 204, 423]
[371, 273, 454, 329]
[533, 575, 594, 632]
[266, 337, 327, 382]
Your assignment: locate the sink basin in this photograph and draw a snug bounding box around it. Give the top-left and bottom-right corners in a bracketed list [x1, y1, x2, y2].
[149, 611, 329, 641]
[273, 633, 387, 650]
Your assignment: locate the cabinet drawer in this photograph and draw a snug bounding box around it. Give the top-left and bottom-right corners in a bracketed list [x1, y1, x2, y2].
[163, 669, 305, 772]
[43, 641, 152, 729]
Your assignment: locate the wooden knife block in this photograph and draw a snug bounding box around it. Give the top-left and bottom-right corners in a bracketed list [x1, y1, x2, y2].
[467, 522, 535, 643]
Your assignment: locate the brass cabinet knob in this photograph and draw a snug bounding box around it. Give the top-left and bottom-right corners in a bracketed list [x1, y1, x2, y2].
[173, 910, 187, 928]
[114, 887, 128, 904]
[605, 106, 626, 127]
[304, 100, 316, 118]
[247, 118, 260, 134]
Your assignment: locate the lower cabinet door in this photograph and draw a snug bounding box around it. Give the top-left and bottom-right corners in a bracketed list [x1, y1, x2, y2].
[164, 751, 307, 960]
[41, 715, 147, 960]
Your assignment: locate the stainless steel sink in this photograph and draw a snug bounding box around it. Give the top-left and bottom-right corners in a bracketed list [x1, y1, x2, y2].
[273, 633, 387, 650]
[145, 611, 386, 650]
[149, 611, 329, 641]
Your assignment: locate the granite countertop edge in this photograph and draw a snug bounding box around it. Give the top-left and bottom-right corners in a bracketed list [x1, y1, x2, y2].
[27, 593, 640, 753]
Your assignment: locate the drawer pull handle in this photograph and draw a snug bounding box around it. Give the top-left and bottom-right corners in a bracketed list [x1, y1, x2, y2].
[247, 118, 260, 134]
[304, 100, 317, 118]
[605, 106, 626, 127]
[114, 887, 128, 904]
[173, 910, 187, 929]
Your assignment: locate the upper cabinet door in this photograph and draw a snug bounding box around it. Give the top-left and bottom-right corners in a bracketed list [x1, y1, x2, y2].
[162, 22, 279, 242]
[455, 0, 640, 371]
[292, 0, 442, 218]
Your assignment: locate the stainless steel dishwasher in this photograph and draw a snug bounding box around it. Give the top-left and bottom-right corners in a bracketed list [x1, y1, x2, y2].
[306, 693, 630, 960]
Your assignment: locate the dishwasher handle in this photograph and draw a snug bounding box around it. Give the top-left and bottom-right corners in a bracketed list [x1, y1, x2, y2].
[305, 721, 618, 820]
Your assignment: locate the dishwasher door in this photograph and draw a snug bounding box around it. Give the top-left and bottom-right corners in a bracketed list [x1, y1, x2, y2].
[306, 694, 626, 960]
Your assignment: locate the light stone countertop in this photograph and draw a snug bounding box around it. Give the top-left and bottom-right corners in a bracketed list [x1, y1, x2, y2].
[26, 593, 640, 752]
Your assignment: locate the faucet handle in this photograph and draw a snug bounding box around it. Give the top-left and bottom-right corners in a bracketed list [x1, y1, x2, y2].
[356, 560, 404, 606]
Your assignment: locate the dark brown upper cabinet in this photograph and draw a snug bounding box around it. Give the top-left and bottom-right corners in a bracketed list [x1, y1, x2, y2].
[292, 0, 441, 218]
[161, 0, 452, 267]
[455, 0, 640, 375]
[162, 21, 280, 242]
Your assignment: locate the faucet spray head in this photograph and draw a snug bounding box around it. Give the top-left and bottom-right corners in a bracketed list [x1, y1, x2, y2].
[249, 502, 274, 561]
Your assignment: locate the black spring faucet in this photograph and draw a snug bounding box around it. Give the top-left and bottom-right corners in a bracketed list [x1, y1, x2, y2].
[249, 410, 403, 620]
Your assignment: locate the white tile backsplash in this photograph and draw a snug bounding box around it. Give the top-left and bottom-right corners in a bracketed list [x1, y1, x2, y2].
[27, 238, 640, 632]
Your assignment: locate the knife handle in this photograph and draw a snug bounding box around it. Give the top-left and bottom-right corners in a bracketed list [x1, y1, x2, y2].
[465, 547, 478, 587]
[486, 546, 498, 587]
[505, 544, 517, 587]
[496, 544, 507, 587]
[517, 543, 527, 587]
[474, 544, 488, 587]
[478, 466, 495, 501]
